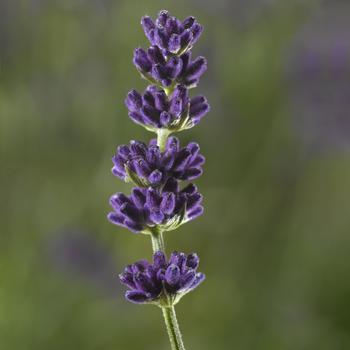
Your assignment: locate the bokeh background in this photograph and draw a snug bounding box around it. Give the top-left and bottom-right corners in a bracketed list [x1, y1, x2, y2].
[1, 0, 350, 349]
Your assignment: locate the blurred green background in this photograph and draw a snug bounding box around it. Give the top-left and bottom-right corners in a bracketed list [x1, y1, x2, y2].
[1, 0, 350, 349]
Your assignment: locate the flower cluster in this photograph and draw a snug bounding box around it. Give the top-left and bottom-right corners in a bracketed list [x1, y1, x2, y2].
[112, 137, 205, 187]
[108, 9, 208, 315]
[119, 251, 205, 305]
[134, 48, 207, 89]
[141, 10, 203, 56]
[108, 179, 203, 233]
[125, 85, 209, 131]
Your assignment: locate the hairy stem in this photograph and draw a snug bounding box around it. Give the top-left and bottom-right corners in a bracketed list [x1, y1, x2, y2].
[162, 306, 186, 350]
[150, 229, 165, 253]
[157, 129, 170, 152]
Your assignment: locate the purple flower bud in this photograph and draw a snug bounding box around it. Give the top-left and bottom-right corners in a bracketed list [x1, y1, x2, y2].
[182, 56, 207, 83]
[119, 251, 205, 304]
[186, 253, 199, 269]
[133, 48, 152, 72]
[165, 264, 180, 286]
[147, 45, 166, 65]
[125, 290, 151, 304]
[141, 16, 155, 41]
[160, 192, 176, 215]
[169, 34, 181, 53]
[125, 90, 143, 112]
[148, 169, 163, 184]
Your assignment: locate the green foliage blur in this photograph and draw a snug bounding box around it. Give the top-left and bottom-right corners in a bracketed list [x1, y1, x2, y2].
[1, 0, 350, 349]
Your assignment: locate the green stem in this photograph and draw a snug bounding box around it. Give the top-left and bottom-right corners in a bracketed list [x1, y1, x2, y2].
[150, 229, 165, 253]
[157, 129, 170, 152]
[162, 306, 186, 350]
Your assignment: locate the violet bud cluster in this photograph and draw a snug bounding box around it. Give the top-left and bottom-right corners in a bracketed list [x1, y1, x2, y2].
[112, 137, 205, 187]
[108, 179, 203, 234]
[119, 251, 205, 305]
[125, 85, 209, 132]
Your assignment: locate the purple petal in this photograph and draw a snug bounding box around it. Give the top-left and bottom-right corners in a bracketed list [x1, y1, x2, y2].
[179, 269, 196, 291]
[187, 205, 204, 220]
[107, 212, 125, 226]
[154, 90, 168, 110]
[186, 253, 199, 269]
[149, 210, 165, 224]
[166, 56, 183, 79]
[169, 34, 181, 53]
[133, 48, 152, 72]
[134, 272, 155, 293]
[125, 90, 143, 111]
[173, 149, 191, 171]
[141, 16, 155, 41]
[154, 28, 168, 49]
[125, 290, 151, 304]
[147, 45, 166, 65]
[169, 97, 183, 117]
[124, 220, 144, 233]
[156, 10, 169, 27]
[187, 272, 205, 292]
[119, 272, 136, 289]
[160, 192, 176, 215]
[191, 23, 203, 45]
[181, 168, 203, 180]
[182, 16, 195, 29]
[165, 264, 180, 286]
[131, 188, 146, 208]
[120, 203, 142, 222]
[153, 251, 166, 269]
[160, 111, 172, 127]
[185, 56, 207, 80]
[148, 170, 163, 184]
[146, 188, 161, 209]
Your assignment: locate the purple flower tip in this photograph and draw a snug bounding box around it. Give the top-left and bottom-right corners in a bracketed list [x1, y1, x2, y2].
[141, 10, 203, 56]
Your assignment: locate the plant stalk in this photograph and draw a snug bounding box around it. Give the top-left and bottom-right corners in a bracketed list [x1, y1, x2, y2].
[162, 306, 186, 350]
[150, 229, 165, 253]
[157, 129, 170, 152]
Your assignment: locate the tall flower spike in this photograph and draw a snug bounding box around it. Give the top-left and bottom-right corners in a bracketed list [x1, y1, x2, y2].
[109, 10, 209, 350]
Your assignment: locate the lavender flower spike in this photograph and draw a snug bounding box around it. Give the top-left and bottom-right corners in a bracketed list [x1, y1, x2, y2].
[108, 10, 209, 350]
[112, 136, 205, 187]
[119, 251, 205, 305]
